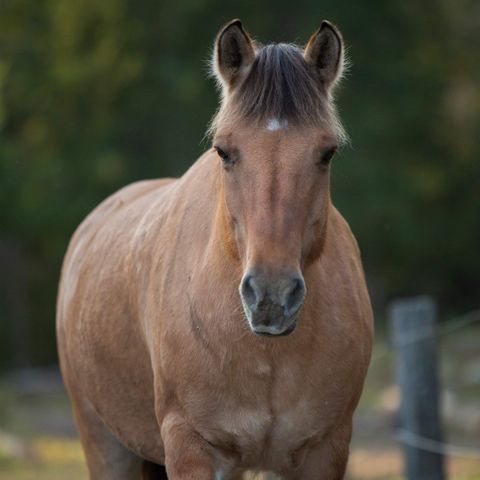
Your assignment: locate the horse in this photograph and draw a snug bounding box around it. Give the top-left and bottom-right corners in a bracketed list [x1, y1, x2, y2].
[57, 19, 373, 480]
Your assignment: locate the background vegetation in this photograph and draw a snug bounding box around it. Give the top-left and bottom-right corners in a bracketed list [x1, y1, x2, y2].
[0, 0, 479, 369]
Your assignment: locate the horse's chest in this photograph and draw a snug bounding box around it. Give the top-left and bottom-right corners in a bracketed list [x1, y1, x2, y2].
[204, 396, 324, 470]
[196, 365, 329, 469]
[178, 332, 362, 468]
[213, 404, 273, 444]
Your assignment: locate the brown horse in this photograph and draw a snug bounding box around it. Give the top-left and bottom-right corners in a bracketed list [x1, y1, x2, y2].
[57, 19, 373, 480]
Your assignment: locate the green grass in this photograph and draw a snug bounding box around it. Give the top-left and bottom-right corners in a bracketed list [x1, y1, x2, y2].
[0, 436, 87, 480]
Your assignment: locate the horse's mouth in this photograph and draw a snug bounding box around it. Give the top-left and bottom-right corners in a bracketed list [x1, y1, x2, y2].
[252, 320, 297, 337]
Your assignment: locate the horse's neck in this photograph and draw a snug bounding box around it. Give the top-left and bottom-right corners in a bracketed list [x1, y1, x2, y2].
[167, 151, 244, 321]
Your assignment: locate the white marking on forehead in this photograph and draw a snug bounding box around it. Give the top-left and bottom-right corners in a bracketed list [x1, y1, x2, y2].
[266, 118, 288, 132]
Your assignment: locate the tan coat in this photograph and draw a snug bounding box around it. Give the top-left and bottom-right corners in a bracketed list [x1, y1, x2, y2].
[57, 19, 373, 480]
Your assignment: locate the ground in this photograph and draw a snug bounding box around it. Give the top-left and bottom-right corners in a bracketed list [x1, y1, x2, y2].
[1, 325, 479, 479]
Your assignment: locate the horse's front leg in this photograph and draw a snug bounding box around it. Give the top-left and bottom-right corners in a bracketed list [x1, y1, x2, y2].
[161, 412, 220, 480]
[288, 425, 351, 480]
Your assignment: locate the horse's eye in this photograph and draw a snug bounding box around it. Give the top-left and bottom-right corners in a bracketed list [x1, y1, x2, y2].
[319, 147, 337, 166]
[214, 146, 233, 166]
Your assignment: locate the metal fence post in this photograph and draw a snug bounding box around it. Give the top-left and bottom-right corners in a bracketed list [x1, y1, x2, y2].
[389, 296, 446, 480]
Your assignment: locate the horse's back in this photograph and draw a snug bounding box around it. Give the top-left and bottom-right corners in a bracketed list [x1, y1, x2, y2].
[59, 178, 173, 284]
[69, 178, 174, 252]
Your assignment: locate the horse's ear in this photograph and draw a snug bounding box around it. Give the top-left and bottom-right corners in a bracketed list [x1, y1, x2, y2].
[304, 21, 344, 92]
[213, 19, 255, 93]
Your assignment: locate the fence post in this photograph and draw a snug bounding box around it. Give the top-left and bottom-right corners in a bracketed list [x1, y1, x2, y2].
[389, 296, 446, 480]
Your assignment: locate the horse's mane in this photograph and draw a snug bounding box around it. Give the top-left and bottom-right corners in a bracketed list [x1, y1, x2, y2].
[209, 43, 346, 143]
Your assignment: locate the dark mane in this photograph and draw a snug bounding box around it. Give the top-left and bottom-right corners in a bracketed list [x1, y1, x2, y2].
[210, 43, 346, 140]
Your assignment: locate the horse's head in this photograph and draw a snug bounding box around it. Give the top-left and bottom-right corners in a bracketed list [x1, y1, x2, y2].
[211, 20, 346, 336]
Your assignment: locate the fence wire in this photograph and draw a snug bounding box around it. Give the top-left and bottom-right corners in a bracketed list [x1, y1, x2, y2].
[394, 429, 480, 459]
[356, 306, 480, 474]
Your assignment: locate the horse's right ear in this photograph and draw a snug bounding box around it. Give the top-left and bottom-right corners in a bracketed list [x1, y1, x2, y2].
[304, 21, 344, 93]
[213, 19, 256, 94]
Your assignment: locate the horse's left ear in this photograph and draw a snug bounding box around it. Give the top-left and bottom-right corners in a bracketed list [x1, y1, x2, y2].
[304, 21, 344, 92]
[213, 19, 256, 94]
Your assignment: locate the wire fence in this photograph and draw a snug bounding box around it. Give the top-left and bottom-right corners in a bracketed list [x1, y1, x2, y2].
[370, 308, 480, 366]
[394, 429, 480, 459]
[350, 305, 480, 479]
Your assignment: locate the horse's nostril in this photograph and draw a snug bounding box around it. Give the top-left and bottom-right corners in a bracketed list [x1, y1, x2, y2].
[241, 271, 304, 318]
[240, 274, 257, 309]
[284, 276, 306, 316]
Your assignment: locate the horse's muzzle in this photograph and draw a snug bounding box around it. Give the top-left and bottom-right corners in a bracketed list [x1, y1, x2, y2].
[239, 270, 306, 336]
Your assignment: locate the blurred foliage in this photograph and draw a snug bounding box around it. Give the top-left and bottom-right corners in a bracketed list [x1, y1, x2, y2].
[0, 0, 479, 367]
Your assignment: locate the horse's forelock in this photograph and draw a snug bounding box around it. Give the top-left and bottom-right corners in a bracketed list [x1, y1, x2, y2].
[209, 43, 347, 143]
